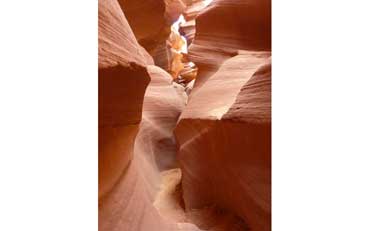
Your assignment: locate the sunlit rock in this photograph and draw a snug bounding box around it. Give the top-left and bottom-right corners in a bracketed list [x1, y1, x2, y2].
[98, 0, 151, 199]
[98, 1, 199, 230]
[175, 1, 272, 230]
[176, 56, 271, 231]
[188, 0, 271, 92]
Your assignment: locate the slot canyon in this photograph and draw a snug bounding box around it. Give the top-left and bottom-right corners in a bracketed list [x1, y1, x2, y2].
[98, 0, 271, 230]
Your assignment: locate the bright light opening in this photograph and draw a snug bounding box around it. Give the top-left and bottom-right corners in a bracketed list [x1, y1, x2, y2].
[171, 15, 185, 32]
[203, 0, 214, 7]
[171, 15, 188, 53]
[168, 2, 211, 82]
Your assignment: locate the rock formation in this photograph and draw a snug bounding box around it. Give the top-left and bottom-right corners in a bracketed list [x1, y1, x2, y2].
[117, 0, 201, 82]
[174, 0, 272, 231]
[175, 56, 271, 231]
[99, 1, 199, 230]
[136, 65, 187, 171]
[178, 55, 198, 84]
[98, 0, 152, 199]
[99, 0, 271, 230]
[118, 0, 186, 56]
[179, 0, 209, 45]
[168, 27, 186, 78]
[188, 0, 271, 92]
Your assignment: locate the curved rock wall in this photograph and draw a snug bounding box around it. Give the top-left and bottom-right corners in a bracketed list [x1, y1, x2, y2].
[175, 0, 272, 230]
[99, 0, 271, 230]
[188, 0, 271, 92]
[179, 0, 208, 45]
[99, 62, 200, 230]
[118, 0, 186, 53]
[136, 65, 187, 171]
[176, 58, 271, 231]
[98, 0, 151, 198]
[99, 1, 200, 230]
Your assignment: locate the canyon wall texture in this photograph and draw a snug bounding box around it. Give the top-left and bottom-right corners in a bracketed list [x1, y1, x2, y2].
[175, 57, 271, 231]
[179, 0, 209, 45]
[188, 0, 271, 92]
[175, 0, 272, 231]
[118, 0, 186, 66]
[99, 0, 199, 230]
[98, 0, 152, 198]
[99, 0, 271, 230]
[136, 65, 187, 171]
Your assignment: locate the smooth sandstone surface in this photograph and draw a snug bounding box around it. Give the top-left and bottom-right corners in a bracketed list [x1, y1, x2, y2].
[182, 52, 270, 119]
[118, 0, 190, 75]
[99, 2, 200, 230]
[98, 0, 151, 198]
[137, 65, 187, 171]
[99, 0, 271, 230]
[118, 0, 185, 52]
[165, 0, 187, 23]
[117, 0, 167, 52]
[175, 1, 272, 230]
[99, 62, 201, 231]
[175, 58, 271, 231]
[179, 0, 208, 45]
[188, 0, 271, 92]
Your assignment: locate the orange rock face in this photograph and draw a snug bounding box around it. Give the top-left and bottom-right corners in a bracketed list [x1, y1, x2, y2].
[98, 0, 151, 198]
[188, 0, 271, 92]
[137, 65, 187, 171]
[175, 57, 271, 231]
[174, 0, 272, 230]
[118, 0, 190, 75]
[118, 0, 186, 52]
[99, 62, 202, 230]
[99, 1, 199, 230]
[179, 0, 208, 45]
[99, 0, 271, 230]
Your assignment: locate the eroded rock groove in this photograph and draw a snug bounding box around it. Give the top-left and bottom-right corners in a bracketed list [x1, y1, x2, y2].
[99, 0, 271, 230]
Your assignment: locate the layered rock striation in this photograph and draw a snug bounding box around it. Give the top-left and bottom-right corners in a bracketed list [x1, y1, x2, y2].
[99, 0, 272, 230]
[175, 0, 272, 230]
[99, 1, 199, 230]
[118, 0, 186, 57]
[179, 0, 210, 45]
[98, 0, 152, 199]
[136, 65, 187, 171]
[188, 0, 271, 92]
[175, 57, 271, 231]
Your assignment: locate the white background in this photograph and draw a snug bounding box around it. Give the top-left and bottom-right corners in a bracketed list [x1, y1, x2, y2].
[0, 0, 369, 230]
[273, 0, 370, 230]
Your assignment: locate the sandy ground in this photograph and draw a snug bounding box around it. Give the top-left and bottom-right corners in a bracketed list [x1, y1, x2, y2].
[154, 168, 249, 231]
